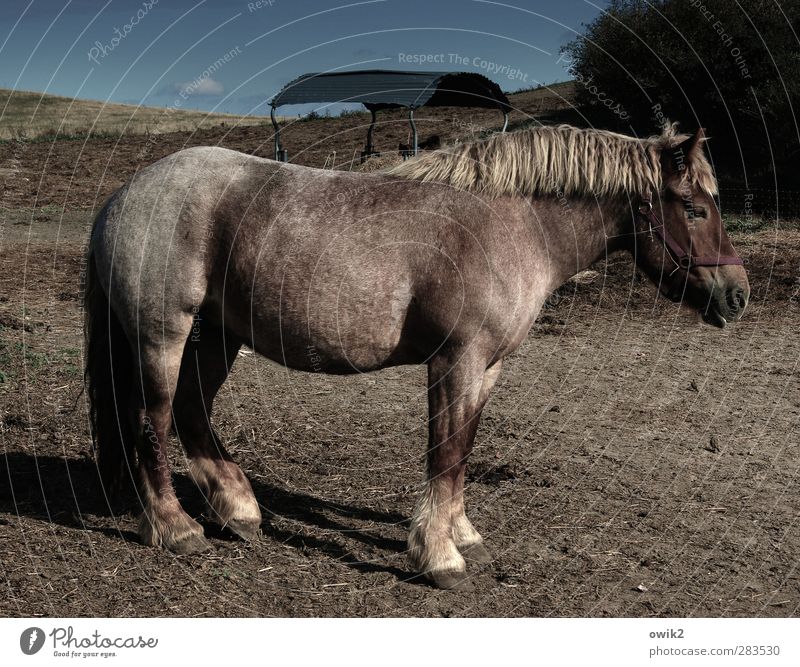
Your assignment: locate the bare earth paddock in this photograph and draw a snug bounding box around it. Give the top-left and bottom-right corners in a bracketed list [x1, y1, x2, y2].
[0, 137, 799, 615]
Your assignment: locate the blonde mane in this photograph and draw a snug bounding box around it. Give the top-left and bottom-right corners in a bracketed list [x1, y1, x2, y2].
[388, 123, 717, 198]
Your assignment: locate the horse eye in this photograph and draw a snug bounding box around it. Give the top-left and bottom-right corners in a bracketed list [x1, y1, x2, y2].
[689, 207, 707, 219]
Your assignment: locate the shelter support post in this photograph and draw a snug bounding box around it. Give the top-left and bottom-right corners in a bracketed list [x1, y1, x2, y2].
[409, 108, 418, 156]
[271, 105, 288, 162]
[366, 108, 377, 154]
[361, 108, 381, 163]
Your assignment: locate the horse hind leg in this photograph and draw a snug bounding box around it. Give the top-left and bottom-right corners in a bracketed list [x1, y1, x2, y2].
[172, 323, 262, 541]
[133, 327, 210, 554]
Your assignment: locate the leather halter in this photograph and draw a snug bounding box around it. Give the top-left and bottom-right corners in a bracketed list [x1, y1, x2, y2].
[636, 198, 744, 270]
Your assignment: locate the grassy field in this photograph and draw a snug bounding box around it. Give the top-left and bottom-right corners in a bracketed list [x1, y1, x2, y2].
[0, 82, 578, 142]
[0, 88, 278, 140]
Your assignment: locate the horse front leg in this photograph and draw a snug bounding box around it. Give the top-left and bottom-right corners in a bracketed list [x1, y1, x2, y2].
[451, 359, 502, 565]
[409, 351, 496, 591]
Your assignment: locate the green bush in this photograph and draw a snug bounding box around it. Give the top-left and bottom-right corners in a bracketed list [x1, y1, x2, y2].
[561, 0, 800, 187]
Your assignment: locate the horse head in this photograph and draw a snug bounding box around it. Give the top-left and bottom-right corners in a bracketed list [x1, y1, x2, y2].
[631, 128, 750, 327]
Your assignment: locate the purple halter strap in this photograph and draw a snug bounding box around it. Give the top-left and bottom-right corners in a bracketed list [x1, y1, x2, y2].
[636, 198, 744, 270]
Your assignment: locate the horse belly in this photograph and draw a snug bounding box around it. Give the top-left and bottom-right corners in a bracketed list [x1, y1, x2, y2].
[248, 279, 414, 374]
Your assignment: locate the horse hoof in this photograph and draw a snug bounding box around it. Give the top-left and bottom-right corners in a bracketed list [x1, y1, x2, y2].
[429, 571, 475, 591]
[168, 532, 212, 555]
[226, 519, 262, 542]
[459, 542, 492, 565]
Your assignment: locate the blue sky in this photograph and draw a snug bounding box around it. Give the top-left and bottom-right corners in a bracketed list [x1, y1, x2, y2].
[0, 0, 605, 116]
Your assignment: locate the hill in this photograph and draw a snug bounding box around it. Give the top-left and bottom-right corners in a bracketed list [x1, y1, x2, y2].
[0, 82, 576, 141]
[0, 80, 580, 211]
[0, 88, 274, 140]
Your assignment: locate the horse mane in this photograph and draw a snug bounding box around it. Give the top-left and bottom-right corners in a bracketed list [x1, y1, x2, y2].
[388, 122, 718, 198]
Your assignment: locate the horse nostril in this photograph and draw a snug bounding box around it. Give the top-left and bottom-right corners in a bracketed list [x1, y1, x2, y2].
[727, 286, 746, 312]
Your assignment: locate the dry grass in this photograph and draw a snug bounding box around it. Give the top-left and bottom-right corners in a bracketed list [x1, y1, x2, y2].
[0, 82, 577, 142]
[0, 88, 283, 140]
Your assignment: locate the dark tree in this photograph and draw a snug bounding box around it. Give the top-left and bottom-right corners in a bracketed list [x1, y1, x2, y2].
[562, 0, 800, 189]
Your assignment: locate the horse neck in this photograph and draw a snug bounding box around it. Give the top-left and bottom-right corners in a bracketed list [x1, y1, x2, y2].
[533, 194, 631, 292]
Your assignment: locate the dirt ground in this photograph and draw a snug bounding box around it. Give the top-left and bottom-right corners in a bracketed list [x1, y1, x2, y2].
[0, 84, 577, 212]
[1, 122, 799, 617]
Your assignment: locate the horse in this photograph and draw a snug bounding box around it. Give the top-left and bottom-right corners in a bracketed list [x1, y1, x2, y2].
[84, 122, 749, 591]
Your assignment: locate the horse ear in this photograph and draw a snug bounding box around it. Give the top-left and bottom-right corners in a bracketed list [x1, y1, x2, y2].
[677, 128, 708, 162]
[662, 128, 708, 179]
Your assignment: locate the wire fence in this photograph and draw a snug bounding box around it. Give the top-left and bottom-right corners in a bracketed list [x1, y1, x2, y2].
[719, 186, 800, 221]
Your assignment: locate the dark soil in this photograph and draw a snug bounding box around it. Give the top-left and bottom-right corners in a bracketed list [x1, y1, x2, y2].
[1, 204, 798, 616]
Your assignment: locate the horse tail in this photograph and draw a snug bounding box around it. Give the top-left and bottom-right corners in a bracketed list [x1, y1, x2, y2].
[84, 234, 135, 501]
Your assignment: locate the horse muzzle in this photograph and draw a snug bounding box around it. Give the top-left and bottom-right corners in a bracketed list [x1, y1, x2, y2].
[701, 282, 749, 328]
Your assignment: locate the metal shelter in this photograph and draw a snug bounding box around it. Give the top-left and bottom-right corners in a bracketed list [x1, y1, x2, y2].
[269, 70, 512, 162]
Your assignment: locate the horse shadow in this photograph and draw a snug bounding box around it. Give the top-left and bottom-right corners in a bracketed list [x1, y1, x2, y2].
[246, 477, 414, 581]
[0, 452, 417, 583]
